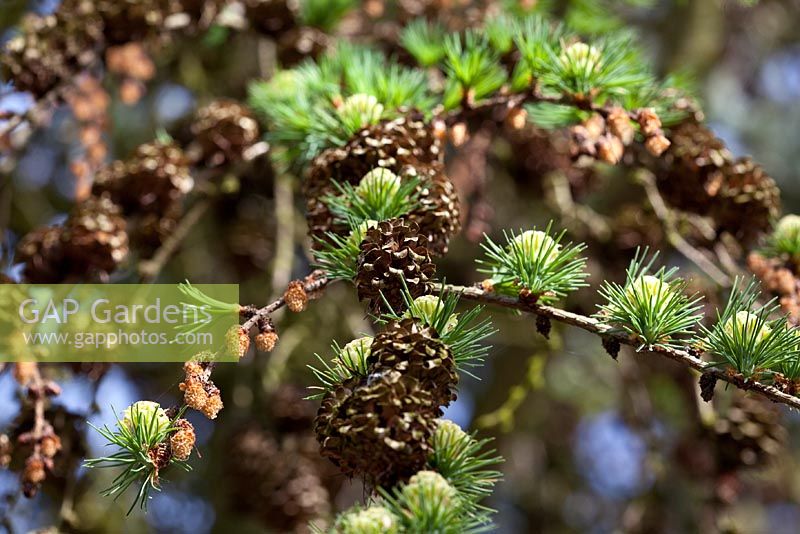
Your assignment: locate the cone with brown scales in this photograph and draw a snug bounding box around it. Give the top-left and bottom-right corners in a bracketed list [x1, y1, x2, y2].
[189, 100, 260, 166]
[305, 114, 460, 254]
[367, 318, 458, 408]
[314, 371, 440, 489]
[655, 120, 779, 245]
[355, 218, 436, 313]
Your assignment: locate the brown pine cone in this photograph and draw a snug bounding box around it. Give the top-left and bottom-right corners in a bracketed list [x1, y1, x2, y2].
[269, 385, 318, 433]
[713, 395, 786, 473]
[130, 201, 183, 250]
[304, 114, 448, 247]
[190, 100, 260, 166]
[92, 140, 192, 215]
[15, 226, 66, 283]
[710, 157, 780, 244]
[227, 427, 332, 533]
[61, 194, 129, 277]
[1, 1, 103, 97]
[97, 0, 220, 44]
[17, 194, 128, 283]
[406, 161, 461, 256]
[656, 121, 779, 244]
[355, 219, 436, 313]
[314, 371, 440, 489]
[367, 318, 458, 408]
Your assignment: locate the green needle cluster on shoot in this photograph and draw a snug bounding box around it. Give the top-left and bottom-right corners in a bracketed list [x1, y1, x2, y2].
[699, 277, 800, 380]
[763, 214, 800, 264]
[84, 402, 190, 514]
[323, 169, 422, 225]
[597, 248, 703, 350]
[478, 222, 589, 303]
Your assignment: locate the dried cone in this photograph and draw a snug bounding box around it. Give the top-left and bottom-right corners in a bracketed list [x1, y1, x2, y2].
[0, 1, 104, 97]
[713, 395, 786, 472]
[190, 100, 260, 165]
[699, 373, 717, 402]
[270, 385, 319, 433]
[368, 318, 458, 408]
[93, 140, 193, 215]
[305, 114, 459, 254]
[406, 162, 461, 256]
[61, 194, 129, 276]
[284, 281, 308, 313]
[656, 120, 780, 244]
[169, 419, 196, 461]
[714, 157, 779, 243]
[133, 201, 183, 250]
[314, 371, 439, 489]
[15, 226, 66, 283]
[226, 427, 332, 532]
[96, 0, 220, 44]
[355, 219, 436, 313]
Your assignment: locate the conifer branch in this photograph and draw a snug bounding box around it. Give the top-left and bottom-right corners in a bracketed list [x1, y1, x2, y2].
[13, 363, 62, 498]
[445, 283, 800, 411]
[240, 270, 330, 333]
[639, 172, 731, 287]
[438, 87, 636, 126]
[4, 2, 789, 527]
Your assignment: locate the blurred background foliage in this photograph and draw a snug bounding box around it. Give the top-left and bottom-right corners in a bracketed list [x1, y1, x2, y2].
[1, 0, 800, 533]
